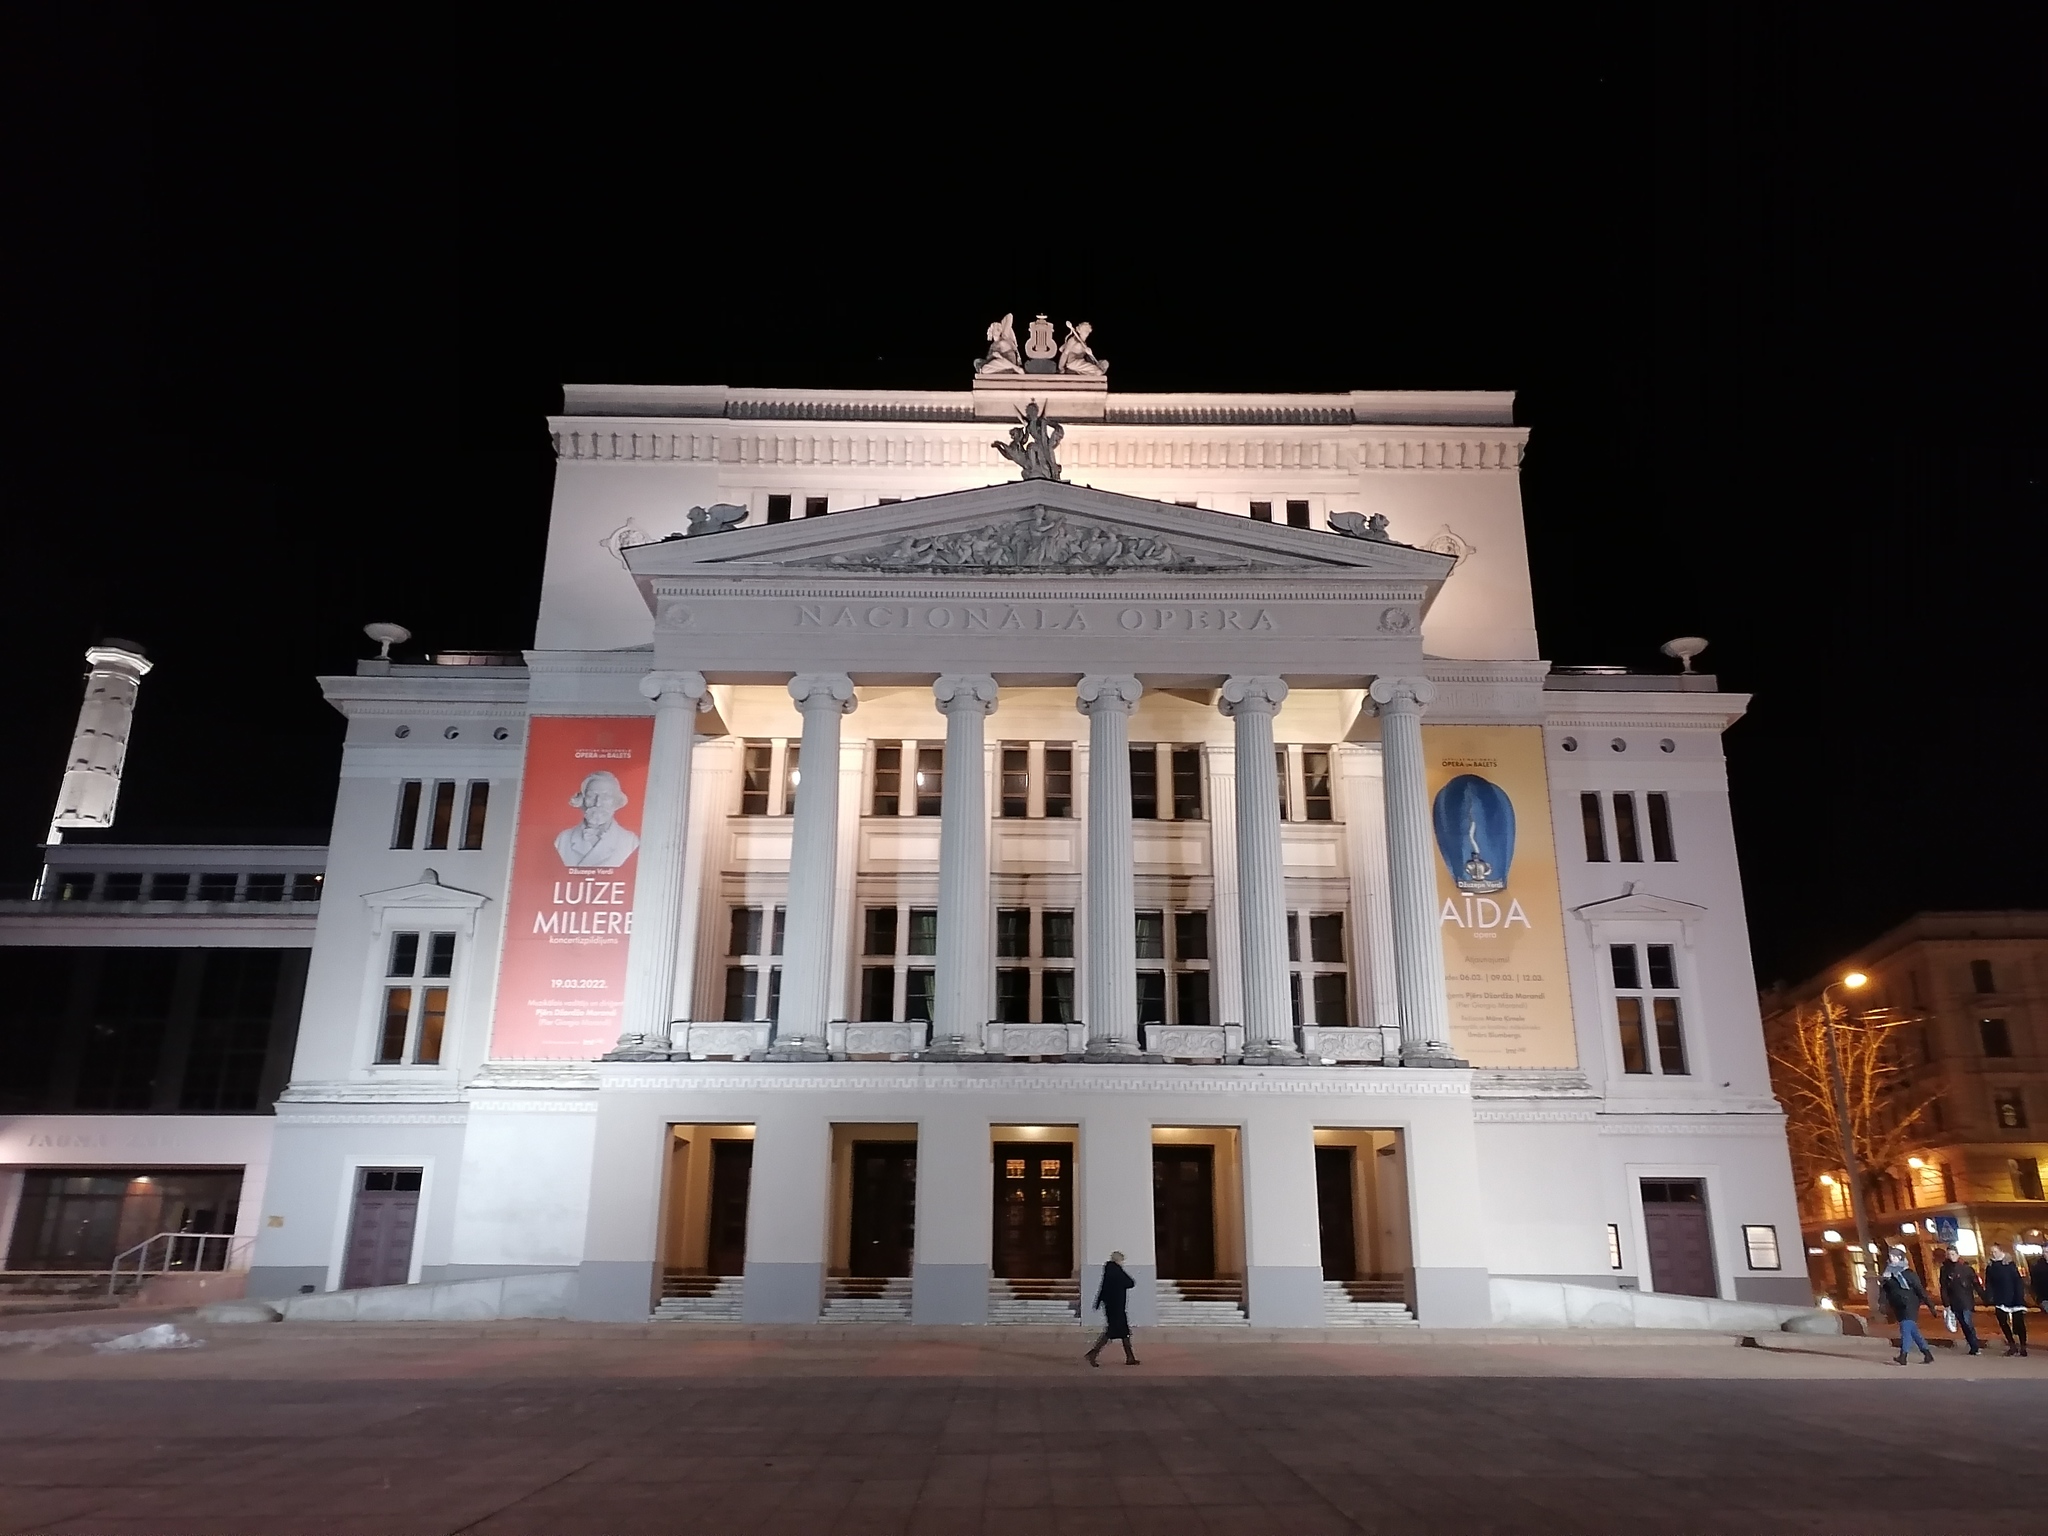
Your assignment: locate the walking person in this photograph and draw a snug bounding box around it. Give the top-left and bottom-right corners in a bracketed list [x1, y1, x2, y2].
[1985, 1243, 2030, 1356]
[1938, 1247, 1987, 1356]
[2027, 1249, 2048, 1317]
[1878, 1248, 1936, 1365]
[1085, 1250, 1140, 1367]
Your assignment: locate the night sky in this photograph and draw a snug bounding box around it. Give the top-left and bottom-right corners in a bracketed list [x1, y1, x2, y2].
[2, 13, 2040, 986]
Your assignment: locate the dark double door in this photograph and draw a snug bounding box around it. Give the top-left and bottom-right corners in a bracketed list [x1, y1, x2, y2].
[1315, 1146, 1359, 1280]
[342, 1168, 420, 1290]
[1641, 1179, 1717, 1297]
[993, 1141, 1073, 1279]
[706, 1140, 753, 1276]
[849, 1141, 917, 1277]
[1152, 1145, 1216, 1280]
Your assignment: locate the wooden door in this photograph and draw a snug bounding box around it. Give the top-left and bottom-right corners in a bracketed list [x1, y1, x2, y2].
[1152, 1145, 1216, 1280]
[707, 1140, 753, 1276]
[992, 1141, 1073, 1279]
[849, 1141, 917, 1277]
[1640, 1179, 1717, 1297]
[341, 1168, 420, 1289]
[1315, 1146, 1358, 1280]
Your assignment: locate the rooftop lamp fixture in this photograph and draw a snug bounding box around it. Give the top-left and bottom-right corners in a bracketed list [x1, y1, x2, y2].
[1660, 636, 1708, 673]
[364, 622, 411, 659]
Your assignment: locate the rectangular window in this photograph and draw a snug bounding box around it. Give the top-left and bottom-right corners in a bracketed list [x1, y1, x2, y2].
[722, 967, 758, 1022]
[1616, 997, 1649, 1074]
[1175, 970, 1212, 1026]
[2012, 1159, 2045, 1201]
[1606, 1223, 1624, 1269]
[1276, 747, 1291, 820]
[102, 873, 143, 902]
[245, 874, 286, 902]
[393, 781, 423, 849]
[1612, 793, 1641, 862]
[1995, 1090, 2028, 1129]
[1612, 942, 1686, 1075]
[1135, 910, 1165, 959]
[415, 987, 448, 1064]
[1313, 972, 1350, 1027]
[762, 966, 778, 1023]
[860, 967, 894, 1022]
[389, 932, 420, 978]
[766, 494, 792, 523]
[1285, 500, 1311, 528]
[1646, 944, 1677, 990]
[914, 746, 943, 816]
[1000, 745, 1029, 818]
[804, 495, 828, 518]
[1580, 793, 1607, 861]
[378, 988, 412, 1063]
[198, 872, 238, 902]
[1290, 972, 1303, 1029]
[1043, 747, 1073, 818]
[425, 781, 456, 851]
[728, 906, 764, 956]
[863, 907, 898, 957]
[781, 745, 800, 814]
[1287, 913, 1300, 963]
[1136, 970, 1167, 1026]
[152, 872, 191, 901]
[1303, 750, 1333, 821]
[996, 908, 1031, 958]
[904, 968, 935, 1022]
[1742, 1225, 1782, 1269]
[425, 933, 455, 977]
[1981, 1018, 2013, 1057]
[1042, 969, 1075, 1024]
[770, 906, 785, 955]
[1171, 747, 1203, 820]
[1653, 997, 1687, 1074]
[1041, 909, 1075, 959]
[1250, 501, 1273, 522]
[996, 968, 1031, 1024]
[293, 872, 322, 901]
[871, 744, 901, 816]
[1973, 959, 1996, 994]
[741, 742, 773, 816]
[1646, 792, 1676, 861]
[1609, 943, 1640, 990]
[1174, 911, 1209, 961]
[906, 909, 938, 956]
[1309, 913, 1345, 964]
[460, 781, 490, 849]
[1129, 747, 1158, 819]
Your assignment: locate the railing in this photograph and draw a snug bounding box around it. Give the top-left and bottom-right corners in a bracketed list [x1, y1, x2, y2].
[107, 1232, 253, 1297]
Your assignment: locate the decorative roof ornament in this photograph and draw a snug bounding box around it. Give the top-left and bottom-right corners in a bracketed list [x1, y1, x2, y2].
[825, 508, 1212, 572]
[994, 401, 1065, 482]
[976, 313, 1109, 379]
[1329, 511, 1392, 541]
[1056, 320, 1108, 377]
[1024, 314, 1058, 362]
[685, 503, 747, 537]
[975, 313, 1025, 376]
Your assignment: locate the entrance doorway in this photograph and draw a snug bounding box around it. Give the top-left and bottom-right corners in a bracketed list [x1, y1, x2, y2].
[1153, 1145, 1216, 1279]
[1641, 1179, 1717, 1297]
[658, 1125, 758, 1280]
[849, 1141, 918, 1277]
[342, 1167, 420, 1289]
[6, 1169, 242, 1271]
[1315, 1146, 1358, 1280]
[707, 1141, 753, 1275]
[1310, 1129, 1410, 1288]
[992, 1140, 1073, 1279]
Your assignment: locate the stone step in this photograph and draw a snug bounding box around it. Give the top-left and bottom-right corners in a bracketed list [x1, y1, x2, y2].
[822, 1277, 912, 1322]
[1155, 1278, 1246, 1324]
[988, 1278, 1080, 1324]
[653, 1276, 744, 1321]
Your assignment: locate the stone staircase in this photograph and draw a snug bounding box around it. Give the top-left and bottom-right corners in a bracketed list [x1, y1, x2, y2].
[1322, 1278, 1417, 1328]
[652, 1273, 744, 1321]
[988, 1277, 1080, 1324]
[1155, 1277, 1247, 1325]
[821, 1276, 912, 1322]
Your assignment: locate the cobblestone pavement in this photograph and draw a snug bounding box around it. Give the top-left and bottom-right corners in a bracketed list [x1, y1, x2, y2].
[3, 1318, 2044, 1533]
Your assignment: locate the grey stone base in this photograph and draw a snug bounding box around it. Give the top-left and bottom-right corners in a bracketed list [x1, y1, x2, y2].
[763, 1043, 832, 1062]
[744, 1261, 824, 1322]
[1081, 1045, 1144, 1062]
[913, 1262, 990, 1323]
[1401, 1049, 1471, 1068]
[246, 1265, 328, 1300]
[1239, 1045, 1306, 1066]
[422, 1263, 584, 1286]
[1246, 1265, 1325, 1326]
[572, 1260, 656, 1321]
[1735, 1276, 1821, 1306]
[1080, 1261, 1158, 1327]
[1413, 1266, 1493, 1325]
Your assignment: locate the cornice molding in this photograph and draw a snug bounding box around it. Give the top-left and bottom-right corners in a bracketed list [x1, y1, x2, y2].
[593, 1065, 1473, 1096]
[1543, 693, 1751, 731]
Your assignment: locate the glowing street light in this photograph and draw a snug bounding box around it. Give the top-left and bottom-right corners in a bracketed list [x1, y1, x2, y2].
[1819, 969, 1881, 1313]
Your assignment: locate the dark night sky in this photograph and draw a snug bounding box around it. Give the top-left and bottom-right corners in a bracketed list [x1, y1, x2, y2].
[1, 11, 2041, 985]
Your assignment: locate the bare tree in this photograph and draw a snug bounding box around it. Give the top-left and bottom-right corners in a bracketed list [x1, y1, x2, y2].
[1768, 1001, 1943, 1202]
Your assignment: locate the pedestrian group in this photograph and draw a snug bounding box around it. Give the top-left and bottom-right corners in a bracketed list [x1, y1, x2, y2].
[1882, 1242, 2048, 1364]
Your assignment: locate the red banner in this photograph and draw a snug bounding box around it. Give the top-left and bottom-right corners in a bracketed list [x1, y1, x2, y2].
[488, 715, 653, 1059]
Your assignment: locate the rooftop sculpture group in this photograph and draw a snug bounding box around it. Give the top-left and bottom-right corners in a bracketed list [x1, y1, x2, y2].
[994, 401, 1065, 482]
[976, 313, 1109, 378]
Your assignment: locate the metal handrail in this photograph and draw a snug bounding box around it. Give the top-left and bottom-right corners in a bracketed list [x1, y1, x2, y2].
[106, 1231, 253, 1296]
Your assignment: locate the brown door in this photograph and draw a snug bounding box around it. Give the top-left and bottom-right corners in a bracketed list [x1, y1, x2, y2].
[1152, 1145, 1216, 1280]
[1640, 1179, 1716, 1297]
[707, 1140, 753, 1276]
[1315, 1146, 1358, 1280]
[849, 1141, 917, 1277]
[341, 1168, 421, 1289]
[992, 1141, 1073, 1279]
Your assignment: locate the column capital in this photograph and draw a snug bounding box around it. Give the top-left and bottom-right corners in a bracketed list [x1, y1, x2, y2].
[789, 673, 858, 714]
[639, 669, 711, 710]
[1076, 674, 1143, 716]
[1219, 675, 1289, 718]
[933, 674, 999, 715]
[1368, 675, 1437, 714]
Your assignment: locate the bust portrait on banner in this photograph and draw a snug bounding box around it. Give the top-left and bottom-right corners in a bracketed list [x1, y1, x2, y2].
[555, 771, 641, 868]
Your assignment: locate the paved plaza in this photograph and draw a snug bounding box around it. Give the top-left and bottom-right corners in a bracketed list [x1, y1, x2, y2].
[3, 1317, 2045, 1534]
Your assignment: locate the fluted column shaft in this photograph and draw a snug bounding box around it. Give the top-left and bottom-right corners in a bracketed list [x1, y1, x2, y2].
[1220, 676, 1297, 1056]
[1370, 675, 1461, 1064]
[933, 674, 998, 1048]
[618, 670, 709, 1052]
[1078, 675, 1142, 1055]
[776, 673, 857, 1052]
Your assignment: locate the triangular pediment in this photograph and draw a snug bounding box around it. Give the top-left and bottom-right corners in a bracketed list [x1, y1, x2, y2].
[362, 871, 491, 912]
[622, 480, 1457, 582]
[1572, 888, 1706, 924]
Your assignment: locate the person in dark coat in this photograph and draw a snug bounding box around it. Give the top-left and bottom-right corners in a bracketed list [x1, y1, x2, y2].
[1085, 1250, 1139, 1366]
[2028, 1251, 2048, 1316]
[1938, 1247, 1987, 1355]
[1985, 1243, 2030, 1356]
[1879, 1248, 1936, 1365]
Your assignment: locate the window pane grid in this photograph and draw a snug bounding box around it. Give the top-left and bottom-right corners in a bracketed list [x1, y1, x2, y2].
[1611, 942, 1686, 1076]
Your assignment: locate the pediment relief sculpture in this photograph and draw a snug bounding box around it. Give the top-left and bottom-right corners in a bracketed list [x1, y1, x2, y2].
[808, 509, 1247, 573]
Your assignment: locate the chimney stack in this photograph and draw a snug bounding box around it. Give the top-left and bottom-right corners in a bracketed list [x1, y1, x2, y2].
[47, 640, 152, 844]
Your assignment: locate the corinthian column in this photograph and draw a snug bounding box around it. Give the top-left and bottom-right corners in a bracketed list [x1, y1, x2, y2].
[1369, 675, 1464, 1066]
[770, 672, 856, 1060]
[613, 669, 709, 1058]
[932, 674, 998, 1055]
[1219, 676, 1299, 1062]
[1077, 674, 1142, 1057]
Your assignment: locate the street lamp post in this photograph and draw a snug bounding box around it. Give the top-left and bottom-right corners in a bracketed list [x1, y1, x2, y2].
[1820, 971, 1881, 1314]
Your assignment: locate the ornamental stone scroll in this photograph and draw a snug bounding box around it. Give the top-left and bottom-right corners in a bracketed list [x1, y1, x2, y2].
[1218, 675, 1290, 718]
[933, 674, 1000, 715]
[1075, 673, 1143, 716]
[788, 673, 859, 714]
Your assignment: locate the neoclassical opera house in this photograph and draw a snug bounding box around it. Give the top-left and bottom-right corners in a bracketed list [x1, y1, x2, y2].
[241, 319, 1807, 1324]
